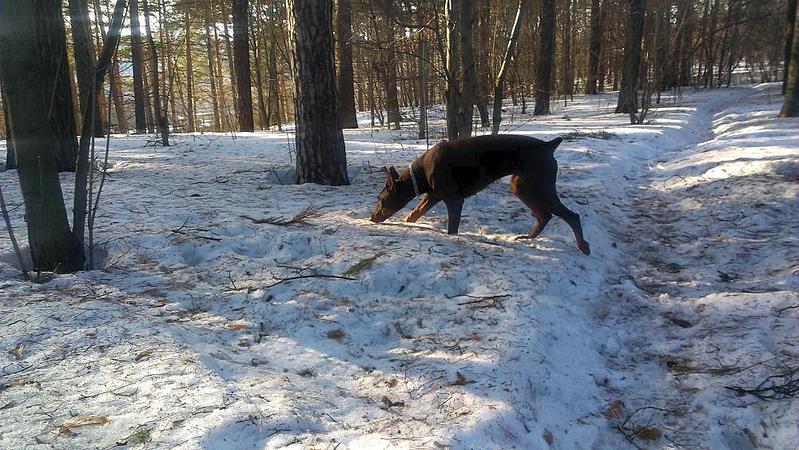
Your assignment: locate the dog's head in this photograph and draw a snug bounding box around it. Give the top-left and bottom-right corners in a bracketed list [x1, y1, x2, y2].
[370, 166, 414, 223]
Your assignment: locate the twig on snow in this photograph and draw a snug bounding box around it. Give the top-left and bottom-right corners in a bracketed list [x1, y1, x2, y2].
[265, 273, 355, 289]
[725, 367, 799, 400]
[241, 203, 323, 226]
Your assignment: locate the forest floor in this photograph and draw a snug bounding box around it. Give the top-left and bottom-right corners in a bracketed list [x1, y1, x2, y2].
[0, 83, 797, 450]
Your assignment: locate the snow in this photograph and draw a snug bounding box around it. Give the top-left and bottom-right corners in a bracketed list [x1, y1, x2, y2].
[1, 83, 797, 449]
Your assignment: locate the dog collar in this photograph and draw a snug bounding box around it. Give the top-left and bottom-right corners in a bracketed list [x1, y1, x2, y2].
[408, 163, 420, 197]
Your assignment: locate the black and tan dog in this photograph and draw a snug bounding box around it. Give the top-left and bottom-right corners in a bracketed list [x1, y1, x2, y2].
[369, 134, 590, 255]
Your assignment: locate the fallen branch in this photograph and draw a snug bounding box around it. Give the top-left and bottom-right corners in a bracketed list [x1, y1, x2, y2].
[242, 203, 323, 226]
[265, 273, 356, 289]
[725, 367, 799, 400]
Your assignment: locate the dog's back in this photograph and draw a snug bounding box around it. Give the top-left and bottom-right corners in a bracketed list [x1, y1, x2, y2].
[422, 135, 562, 198]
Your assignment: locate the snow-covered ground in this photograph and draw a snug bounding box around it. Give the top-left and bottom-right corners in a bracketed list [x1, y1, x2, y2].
[1, 84, 796, 449]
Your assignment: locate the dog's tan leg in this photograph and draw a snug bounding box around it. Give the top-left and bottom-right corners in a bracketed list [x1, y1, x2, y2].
[403, 194, 440, 222]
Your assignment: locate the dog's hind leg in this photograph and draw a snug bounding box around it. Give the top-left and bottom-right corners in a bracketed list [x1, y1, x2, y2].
[403, 194, 440, 223]
[510, 176, 553, 240]
[444, 198, 464, 235]
[550, 198, 591, 255]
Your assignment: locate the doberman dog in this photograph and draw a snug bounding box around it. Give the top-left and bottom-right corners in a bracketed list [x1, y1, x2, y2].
[369, 134, 591, 255]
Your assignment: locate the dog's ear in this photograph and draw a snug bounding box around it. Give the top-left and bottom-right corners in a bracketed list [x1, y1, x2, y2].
[388, 166, 400, 181]
[382, 166, 395, 189]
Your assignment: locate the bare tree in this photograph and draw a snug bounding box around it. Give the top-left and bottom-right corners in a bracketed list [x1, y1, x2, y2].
[615, 0, 645, 118]
[534, 0, 556, 115]
[782, 0, 799, 117]
[336, 0, 359, 128]
[131, 0, 148, 133]
[587, 0, 602, 94]
[233, 0, 255, 132]
[0, 0, 88, 271]
[68, 0, 105, 137]
[288, 0, 349, 185]
[492, 0, 528, 134]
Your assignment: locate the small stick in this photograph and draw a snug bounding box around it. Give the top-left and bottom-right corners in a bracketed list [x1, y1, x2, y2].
[265, 273, 355, 289]
[0, 184, 29, 279]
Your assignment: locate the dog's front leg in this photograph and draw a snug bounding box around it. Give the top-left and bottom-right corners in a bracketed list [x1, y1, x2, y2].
[403, 194, 440, 223]
[444, 199, 464, 235]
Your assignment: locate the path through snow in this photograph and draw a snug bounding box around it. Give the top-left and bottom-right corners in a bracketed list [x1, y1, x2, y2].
[0, 84, 796, 449]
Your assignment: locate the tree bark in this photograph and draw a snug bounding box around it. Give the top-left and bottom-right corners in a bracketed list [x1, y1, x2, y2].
[268, 39, 282, 130]
[781, 0, 799, 117]
[94, 0, 129, 133]
[233, 0, 255, 132]
[0, 0, 84, 271]
[143, 0, 168, 144]
[562, 0, 573, 100]
[206, 14, 223, 131]
[221, 1, 239, 104]
[288, 0, 349, 185]
[336, 0, 359, 128]
[474, 0, 491, 128]
[130, 0, 148, 133]
[417, 10, 428, 140]
[68, 0, 105, 137]
[587, 0, 602, 94]
[184, 12, 196, 132]
[785, 0, 798, 94]
[445, 0, 465, 139]
[459, 0, 476, 137]
[492, 0, 527, 135]
[534, 0, 556, 115]
[615, 0, 645, 115]
[32, 0, 80, 172]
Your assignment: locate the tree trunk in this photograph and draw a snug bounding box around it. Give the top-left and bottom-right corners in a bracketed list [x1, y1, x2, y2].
[598, 0, 609, 91]
[213, 24, 231, 130]
[781, 0, 799, 117]
[785, 0, 798, 94]
[0, 0, 84, 271]
[288, 0, 349, 185]
[459, 0, 476, 137]
[474, 0, 491, 128]
[445, 0, 465, 139]
[206, 16, 222, 131]
[184, 12, 196, 132]
[33, 0, 80, 172]
[587, 0, 602, 94]
[221, 1, 239, 104]
[674, 0, 693, 87]
[381, 32, 402, 130]
[336, 0, 359, 128]
[72, 0, 126, 267]
[68, 0, 105, 137]
[143, 0, 168, 145]
[233, 0, 255, 132]
[94, 0, 128, 132]
[534, 0, 556, 115]
[268, 39, 282, 130]
[615, 0, 645, 115]
[492, 0, 527, 135]
[562, 0, 573, 100]
[130, 0, 148, 133]
[252, 0, 269, 129]
[417, 10, 428, 140]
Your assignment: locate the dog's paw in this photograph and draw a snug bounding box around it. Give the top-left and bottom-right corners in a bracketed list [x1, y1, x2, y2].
[579, 241, 591, 255]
